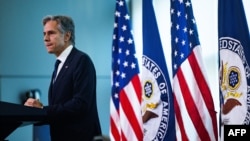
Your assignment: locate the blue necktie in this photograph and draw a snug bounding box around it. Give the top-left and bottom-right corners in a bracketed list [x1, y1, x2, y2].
[52, 59, 61, 83]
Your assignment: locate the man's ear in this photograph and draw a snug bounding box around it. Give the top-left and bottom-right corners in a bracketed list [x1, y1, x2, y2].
[64, 32, 71, 42]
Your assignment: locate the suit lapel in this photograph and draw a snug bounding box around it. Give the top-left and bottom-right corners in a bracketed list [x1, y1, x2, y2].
[55, 48, 76, 84]
[49, 47, 77, 103]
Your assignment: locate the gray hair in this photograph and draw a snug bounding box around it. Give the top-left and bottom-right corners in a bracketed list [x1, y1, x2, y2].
[42, 15, 75, 46]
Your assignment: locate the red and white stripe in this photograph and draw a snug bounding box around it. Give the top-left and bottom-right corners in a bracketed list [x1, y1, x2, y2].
[110, 75, 143, 141]
[173, 47, 218, 141]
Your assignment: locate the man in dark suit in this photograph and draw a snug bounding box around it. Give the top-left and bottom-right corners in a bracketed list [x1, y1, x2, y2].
[24, 15, 102, 141]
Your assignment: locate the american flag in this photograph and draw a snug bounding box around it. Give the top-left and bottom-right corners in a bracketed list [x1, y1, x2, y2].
[170, 0, 218, 140]
[110, 0, 143, 141]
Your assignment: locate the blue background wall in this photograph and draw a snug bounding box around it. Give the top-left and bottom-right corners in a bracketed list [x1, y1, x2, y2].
[0, 0, 115, 140]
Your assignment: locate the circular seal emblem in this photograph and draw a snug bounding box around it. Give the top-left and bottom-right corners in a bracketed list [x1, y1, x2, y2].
[220, 37, 250, 125]
[141, 55, 171, 140]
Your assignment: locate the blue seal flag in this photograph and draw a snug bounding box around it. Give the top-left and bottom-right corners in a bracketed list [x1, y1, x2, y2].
[141, 0, 175, 140]
[219, 0, 250, 139]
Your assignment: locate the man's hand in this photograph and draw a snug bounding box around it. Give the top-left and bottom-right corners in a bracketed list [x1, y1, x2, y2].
[24, 98, 43, 109]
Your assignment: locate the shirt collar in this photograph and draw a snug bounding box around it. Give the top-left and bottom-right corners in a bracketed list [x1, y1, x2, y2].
[57, 45, 73, 63]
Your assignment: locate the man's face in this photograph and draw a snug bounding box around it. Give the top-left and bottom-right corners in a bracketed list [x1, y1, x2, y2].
[43, 20, 66, 57]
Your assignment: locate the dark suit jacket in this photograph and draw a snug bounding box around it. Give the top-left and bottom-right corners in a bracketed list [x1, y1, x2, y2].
[43, 47, 102, 141]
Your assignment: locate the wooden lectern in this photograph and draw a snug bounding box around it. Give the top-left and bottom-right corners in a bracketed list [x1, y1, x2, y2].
[0, 101, 46, 140]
